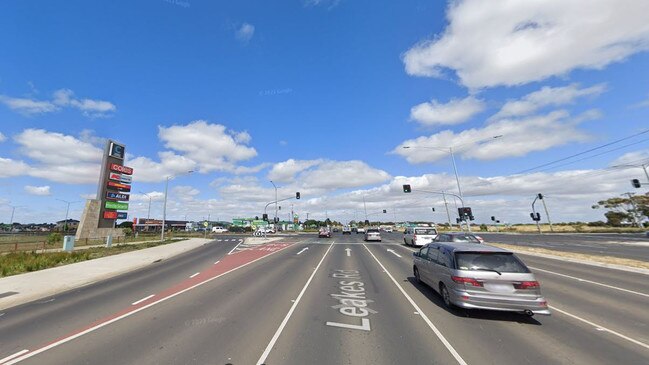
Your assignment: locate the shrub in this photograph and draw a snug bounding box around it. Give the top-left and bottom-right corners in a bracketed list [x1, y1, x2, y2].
[47, 232, 62, 245]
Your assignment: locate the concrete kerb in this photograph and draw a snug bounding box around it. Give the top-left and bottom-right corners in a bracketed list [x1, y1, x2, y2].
[0, 238, 212, 311]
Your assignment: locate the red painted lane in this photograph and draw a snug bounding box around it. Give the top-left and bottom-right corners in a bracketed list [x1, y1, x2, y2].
[3, 242, 293, 365]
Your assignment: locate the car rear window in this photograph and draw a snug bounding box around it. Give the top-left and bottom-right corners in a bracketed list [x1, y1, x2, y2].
[452, 235, 480, 243]
[367, 229, 379, 232]
[415, 228, 437, 235]
[454, 252, 530, 273]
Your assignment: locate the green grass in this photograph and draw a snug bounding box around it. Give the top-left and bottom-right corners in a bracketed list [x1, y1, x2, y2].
[0, 238, 183, 277]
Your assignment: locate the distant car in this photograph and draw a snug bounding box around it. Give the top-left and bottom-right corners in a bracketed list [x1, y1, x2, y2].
[351, 227, 358, 233]
[319, 227, 332, 238]
[412, 242, 550, 316]
[356, 227, 366, 234]
[333, 227, 339, 232]
[382, 227, 393, 233]
[404, 226, 438, 246]
[364, 228, 381, 242]
[434, 233, 483, 244]
[342, 226, 352, 235]
[211, 227, 228, 233]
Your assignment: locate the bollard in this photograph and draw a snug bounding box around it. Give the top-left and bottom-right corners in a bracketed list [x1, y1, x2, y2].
[63, 236, 75, 252]
[106, 235, 113, 248]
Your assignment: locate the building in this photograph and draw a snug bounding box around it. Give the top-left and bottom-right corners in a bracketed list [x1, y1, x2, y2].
[56, 219, 80, 231]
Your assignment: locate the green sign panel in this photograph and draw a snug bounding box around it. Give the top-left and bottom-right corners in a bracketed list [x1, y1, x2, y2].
[105, 201, 129, 210]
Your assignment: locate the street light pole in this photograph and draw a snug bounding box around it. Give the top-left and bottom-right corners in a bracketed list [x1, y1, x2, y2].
[139, 191, 152, 220]
[270, 180, 278, 224]
[56, 199, 78, 232]
[161, 170, 194, 241]
[442, 191, 453, 230]
[448, 146, 464, 201]
[363, 195, 368, 221]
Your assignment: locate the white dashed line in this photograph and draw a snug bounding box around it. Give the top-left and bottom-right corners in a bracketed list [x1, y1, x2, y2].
[214, 260, 220, 265]
[529, 266, 649, 298]
[131, 294, 155, 306]
[189, 272, 200, 278]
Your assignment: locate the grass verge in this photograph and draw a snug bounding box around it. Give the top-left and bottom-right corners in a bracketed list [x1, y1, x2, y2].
[0, 239, 183, 277]
[490, 243, 649, 270]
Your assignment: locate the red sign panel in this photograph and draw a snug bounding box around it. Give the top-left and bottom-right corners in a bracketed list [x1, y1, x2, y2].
[107, 181, 131, 192]
[110, 163, 133, 175]
[103, 211, 118, 219]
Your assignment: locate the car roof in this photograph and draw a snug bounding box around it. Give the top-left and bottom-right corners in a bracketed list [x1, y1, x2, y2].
[443, 232, 478, 236]
[427, 242, 509, 253]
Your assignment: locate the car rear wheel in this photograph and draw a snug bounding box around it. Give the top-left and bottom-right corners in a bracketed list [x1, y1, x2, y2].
[404, 238, 408, 245]
[440, 283, 455, 309]
[414, 266, 421, 283]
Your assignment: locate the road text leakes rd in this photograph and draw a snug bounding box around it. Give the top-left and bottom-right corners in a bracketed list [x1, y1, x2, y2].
[326, 269, 377, 331]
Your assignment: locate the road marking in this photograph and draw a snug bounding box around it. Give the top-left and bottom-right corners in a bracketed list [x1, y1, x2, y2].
[0, 313, 5, 317]
[214, 260, 220, 265]
[0, 350, 29, 364]
[386, 249, 402, 258]
[297, 247, 309, 255]
[257, 242, 334, 365]
[131, 295, 155, 306]
[345, 248, 351, 257]
[551, 305, 649, 350]
[227, 240, 245, 255]
[3, 244, 294, 365]
[189, 272, 200, 278]
[363, 244, 467, 365]
[529, 266, 649, 298]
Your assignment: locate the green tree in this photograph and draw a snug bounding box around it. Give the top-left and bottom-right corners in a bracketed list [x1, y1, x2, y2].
[592, 193, 648, 227]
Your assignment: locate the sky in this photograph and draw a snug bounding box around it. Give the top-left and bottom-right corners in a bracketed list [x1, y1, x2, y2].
[1, 0, 649, 225]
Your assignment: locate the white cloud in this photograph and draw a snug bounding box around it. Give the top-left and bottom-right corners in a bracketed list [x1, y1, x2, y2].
[0, 95, 58, 115]
[235, 23, 255, 43]
[0, 132, 6, 142]
[632, 94, 649, 108]
[300, 161, 391, 190]
[0, 157, 31, 178]
[14, 129, 103, 165]
[24, 185, 51, 196]
[268, 159, 322, 182]
[127, 151, 197, 183]
[53, 89, 116, 117]
[0, 89, 116, 117]
[610, 149, 649, 166]
[232, 163, 271, 175]
[410, 96, 485, 126]
[394, 110, 600, 163]
[492, 83, 606, 119]
[402, 0, 649, 89]
[158, 120, 257, 173]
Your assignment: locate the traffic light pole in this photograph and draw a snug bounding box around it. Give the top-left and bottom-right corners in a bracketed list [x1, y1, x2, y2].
[532, 196, 542, 234]
[442, 192, 453, 230]
[540, 197, 554, 232]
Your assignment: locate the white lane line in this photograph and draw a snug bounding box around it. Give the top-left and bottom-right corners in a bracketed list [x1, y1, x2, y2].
[131, 295, 155, 306]
[345, 248, 351, 257]
[386, 249, 402, 258]
[5, 244, 295, 365]
[257, 242, 334, 365]
[214, 260, 220, 265]
[0, 350, 29, 364]
[189, 272, 200, 279]
[363, 244, 467, 365]
[551, 305, 649, 350]
[529, 266, 649, 298]
[297, 247, 309, 255]
[227, 240, 245, 255]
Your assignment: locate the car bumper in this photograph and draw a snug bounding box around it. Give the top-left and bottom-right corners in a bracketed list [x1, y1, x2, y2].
[365, 237, 381, 241]
[449, 289, 551, 315]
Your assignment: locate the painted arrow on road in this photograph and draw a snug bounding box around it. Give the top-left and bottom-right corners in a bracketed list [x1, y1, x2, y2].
[297, 247, 309, 255]
[387, 249, 402, 258]
[345, 248, 351, 257]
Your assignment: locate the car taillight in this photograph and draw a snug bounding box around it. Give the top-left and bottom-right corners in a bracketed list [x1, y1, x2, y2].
[514, 281, 540, 289]
[451, 276, 483, 287]
[413, 234, 417, 242]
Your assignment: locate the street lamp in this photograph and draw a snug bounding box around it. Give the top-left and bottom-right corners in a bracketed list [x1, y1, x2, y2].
[403, 135, 503, 204]
[56, 199, 80, 232]
[139, 191, 152, 219]
[270, 180, 278, 224]
[161, 170, 194, 241]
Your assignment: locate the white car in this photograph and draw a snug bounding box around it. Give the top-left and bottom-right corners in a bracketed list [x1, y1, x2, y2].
[364, 228, 382, 242]
[212, 227, 228, 233]
[404, 226, 438, 246]
[356, 227, 366, 234]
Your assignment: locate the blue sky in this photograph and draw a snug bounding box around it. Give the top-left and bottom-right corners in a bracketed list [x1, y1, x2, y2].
[1, 0, 649, 224]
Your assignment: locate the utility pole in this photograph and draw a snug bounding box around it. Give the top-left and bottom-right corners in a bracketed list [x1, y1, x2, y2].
[270, 181, 278, 226]
[625, 192, 641, 227]
[539, 194, 554, 232]
[442, 191, 453, 230]
[363, 195, 368, 221]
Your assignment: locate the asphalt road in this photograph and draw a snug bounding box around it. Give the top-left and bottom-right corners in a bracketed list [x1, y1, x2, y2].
[479, 232, 649, 261]
[1, 232, 648, 364]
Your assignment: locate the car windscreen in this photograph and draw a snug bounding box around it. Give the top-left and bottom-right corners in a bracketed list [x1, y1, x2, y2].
[451, 235, 480, 243]
[454, 252, 530, 273]
[367, 229, 379, 233]
[415, 228, 437, 235]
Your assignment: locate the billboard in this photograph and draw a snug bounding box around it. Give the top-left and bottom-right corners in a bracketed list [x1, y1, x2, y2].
[106, 192, 129, 201]
[109, 142, 125, 159]
[109, 172, 132, 183]
[107, 181, 131, 192]
[109, 163, 133, 175]
[105, 201, 129, 210]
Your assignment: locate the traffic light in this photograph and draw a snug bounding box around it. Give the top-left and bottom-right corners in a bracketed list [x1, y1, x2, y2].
[262, 213, 268, 221]
[403, 184, 412, 193]
[432, 207, 436, 212]
[274, 217, 279, 223]
[537, 193, 543, 199]
[631, 179, 642, 188]
[530, 212, 541, 221]
[456, 218, 461, 224]
[296, 192, 301, 199]
[458, 207, 472, 219]
[491, 216, 495, 221]
[365, 219, 370, 225]
[382, 209, 387, 213]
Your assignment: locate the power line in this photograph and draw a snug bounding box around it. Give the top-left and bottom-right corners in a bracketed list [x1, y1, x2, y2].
[516, 128, 649, 174]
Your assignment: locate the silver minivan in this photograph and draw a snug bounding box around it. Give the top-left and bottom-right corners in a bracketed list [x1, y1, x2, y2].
[404, 226, 438, 246]
[413, 242, 550, 316]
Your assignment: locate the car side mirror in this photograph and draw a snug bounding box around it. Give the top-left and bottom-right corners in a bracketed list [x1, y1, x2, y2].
[413, 252, 419, 257]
